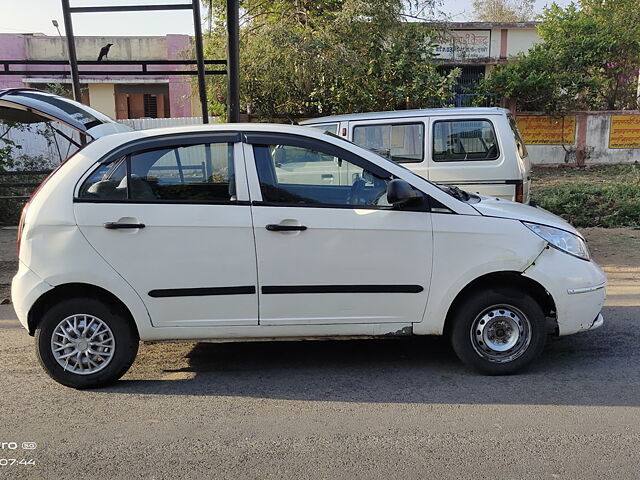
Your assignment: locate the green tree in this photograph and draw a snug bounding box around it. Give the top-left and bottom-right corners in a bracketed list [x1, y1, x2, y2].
[472, 0, 535, 22]
[478, 0, 640, 112]
[202, 0, 459, 120]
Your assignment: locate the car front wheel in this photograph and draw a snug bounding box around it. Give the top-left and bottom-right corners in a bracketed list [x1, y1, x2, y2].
[35, 297, 138, 389]
[450, 287, 546, 375]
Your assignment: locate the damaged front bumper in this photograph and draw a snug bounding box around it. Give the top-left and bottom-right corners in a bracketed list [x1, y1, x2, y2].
[523, 246, 607, 336]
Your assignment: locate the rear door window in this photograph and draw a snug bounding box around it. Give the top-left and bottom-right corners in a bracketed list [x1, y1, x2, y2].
[352, 123, 424, 163]
[432, 119, 499, 162]
[78, 142, 235, 203]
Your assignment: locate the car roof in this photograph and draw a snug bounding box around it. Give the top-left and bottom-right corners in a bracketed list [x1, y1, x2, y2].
[300, 107, 509, 124]
[94, 122, 321, 141]
[83, 122, 355, 154]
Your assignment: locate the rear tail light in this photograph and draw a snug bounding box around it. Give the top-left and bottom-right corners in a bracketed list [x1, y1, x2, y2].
[515, 181, 524, 203]
[17, 203, 29, 256]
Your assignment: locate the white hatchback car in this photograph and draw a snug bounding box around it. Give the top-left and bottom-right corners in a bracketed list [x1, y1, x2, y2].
[6, 90, 606, 389]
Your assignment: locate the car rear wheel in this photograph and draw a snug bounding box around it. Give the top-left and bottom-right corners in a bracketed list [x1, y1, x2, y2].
[450, 287, 546, 375]
[35, 298, 138, 389]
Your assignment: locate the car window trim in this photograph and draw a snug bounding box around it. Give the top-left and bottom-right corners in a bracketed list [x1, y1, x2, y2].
[432, 118, 500, 163]
[75, 133, 241, 204]
[251, 198, 429, 213]
[74, 197, 251, 206]
[243, 132, 392, 180]
[97, 132, 243, 165]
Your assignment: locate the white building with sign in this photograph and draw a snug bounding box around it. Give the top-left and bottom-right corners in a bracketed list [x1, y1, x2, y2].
[429, 22, 542, 102]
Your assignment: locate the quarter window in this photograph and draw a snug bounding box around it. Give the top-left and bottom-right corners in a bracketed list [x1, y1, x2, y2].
[78, 159, 127, 200]
[433, 120, 499, 162]
[78, 143, 235, 202]
[253, 143, 391, 208]
[352, 123, 424, 163]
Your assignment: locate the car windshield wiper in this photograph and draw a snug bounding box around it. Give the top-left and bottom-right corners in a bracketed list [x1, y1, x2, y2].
[439, 185, 474, 202]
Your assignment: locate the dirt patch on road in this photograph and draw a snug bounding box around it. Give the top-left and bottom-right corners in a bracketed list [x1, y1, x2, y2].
[582, 227, 640, 267]
[582, 228, 640, 307]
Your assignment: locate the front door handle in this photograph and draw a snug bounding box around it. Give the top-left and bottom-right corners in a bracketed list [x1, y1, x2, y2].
[265, 224, 307, 232]
[104, 222, 146, 229]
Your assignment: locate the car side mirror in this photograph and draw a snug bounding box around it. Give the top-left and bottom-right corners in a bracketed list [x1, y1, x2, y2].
[386, 179, 419, 207]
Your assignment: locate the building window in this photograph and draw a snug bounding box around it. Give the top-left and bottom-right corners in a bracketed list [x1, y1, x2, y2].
[143, 94, 158, 118]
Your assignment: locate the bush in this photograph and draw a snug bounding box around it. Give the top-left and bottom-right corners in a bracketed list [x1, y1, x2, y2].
[532, 165, 640, 228]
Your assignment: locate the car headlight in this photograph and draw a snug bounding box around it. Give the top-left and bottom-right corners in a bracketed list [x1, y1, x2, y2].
[523, 222, 590, 260]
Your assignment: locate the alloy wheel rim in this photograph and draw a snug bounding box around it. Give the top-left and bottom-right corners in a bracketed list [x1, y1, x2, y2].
[470, 305, 531, 363]
[50, 314, 115, 375]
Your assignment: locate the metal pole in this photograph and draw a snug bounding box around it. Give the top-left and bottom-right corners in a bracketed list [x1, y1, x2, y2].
[60, 0, 82, 103]
[192, 0, 209, 124]
[226, 0, 240, 123]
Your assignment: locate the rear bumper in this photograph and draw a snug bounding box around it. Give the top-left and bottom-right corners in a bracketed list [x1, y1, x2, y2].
[11, 261, 52, 332]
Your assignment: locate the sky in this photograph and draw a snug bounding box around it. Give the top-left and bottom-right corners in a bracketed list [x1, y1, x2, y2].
[1, 0, 574, 37]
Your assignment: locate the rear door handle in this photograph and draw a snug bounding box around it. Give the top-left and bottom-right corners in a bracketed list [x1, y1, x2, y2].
[104, 222, 146, 229]
[265, 224, 307, 232]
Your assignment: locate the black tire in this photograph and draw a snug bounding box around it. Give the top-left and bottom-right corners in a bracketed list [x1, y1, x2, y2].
[450, 287, 546, 375]
[35, 297, 138, 389]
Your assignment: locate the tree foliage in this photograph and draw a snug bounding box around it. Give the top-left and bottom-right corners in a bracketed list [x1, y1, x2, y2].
[202, 0, 459, 120]
[478, 0, 640, 112]
[471, 0, 535, 22]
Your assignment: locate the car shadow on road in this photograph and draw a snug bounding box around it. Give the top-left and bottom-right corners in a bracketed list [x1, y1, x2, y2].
[102, 306, 640, 407]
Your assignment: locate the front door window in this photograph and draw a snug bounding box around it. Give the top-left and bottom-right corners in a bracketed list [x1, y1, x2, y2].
[253, 144, 390, 208]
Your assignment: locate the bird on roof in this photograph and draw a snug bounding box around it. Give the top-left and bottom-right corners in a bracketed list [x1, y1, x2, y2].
[97, 43, 113, 62]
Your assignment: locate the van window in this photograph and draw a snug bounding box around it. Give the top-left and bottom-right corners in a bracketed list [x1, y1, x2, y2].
[352, 123, 424, 163]
[433, 120, 499, 162]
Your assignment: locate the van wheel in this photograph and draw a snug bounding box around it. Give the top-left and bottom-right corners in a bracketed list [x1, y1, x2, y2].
[450, 287, 546, 375]
[35, 298, 138, 389]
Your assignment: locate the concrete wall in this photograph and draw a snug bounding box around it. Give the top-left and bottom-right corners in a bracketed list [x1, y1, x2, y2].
[0, 34, 26, 89]
[26, 36, 167, 61]
[518, 111, 640, 165]
[506, 29, 541, 57]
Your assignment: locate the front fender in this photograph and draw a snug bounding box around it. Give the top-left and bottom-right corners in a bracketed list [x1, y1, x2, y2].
[415, 214, 546, 335]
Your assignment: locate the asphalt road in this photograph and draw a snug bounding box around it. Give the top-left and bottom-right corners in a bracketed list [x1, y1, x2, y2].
[0, 294, 639, 479]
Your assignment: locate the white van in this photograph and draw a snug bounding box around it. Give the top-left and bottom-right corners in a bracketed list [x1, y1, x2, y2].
[301, 108, 531, 203]
[4, 89, 606, 389]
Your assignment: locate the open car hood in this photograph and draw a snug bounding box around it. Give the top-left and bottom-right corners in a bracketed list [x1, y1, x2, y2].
[0, 88, 132, 140]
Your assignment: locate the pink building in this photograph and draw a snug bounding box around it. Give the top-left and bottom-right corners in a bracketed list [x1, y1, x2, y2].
[0, 33, 196, 119]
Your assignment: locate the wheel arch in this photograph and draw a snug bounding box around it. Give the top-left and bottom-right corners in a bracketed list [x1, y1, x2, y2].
[442, 271, 557, 338]
[27, 282, 140, 338]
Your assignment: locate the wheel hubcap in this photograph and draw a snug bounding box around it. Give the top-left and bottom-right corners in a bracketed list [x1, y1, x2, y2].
[51, 314, 115, 375]
[470, 305, 531, 363]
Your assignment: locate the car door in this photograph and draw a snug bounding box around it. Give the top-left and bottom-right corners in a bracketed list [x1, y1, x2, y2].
[73, 133, 259, 327]
[243, 132, 433, 326]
